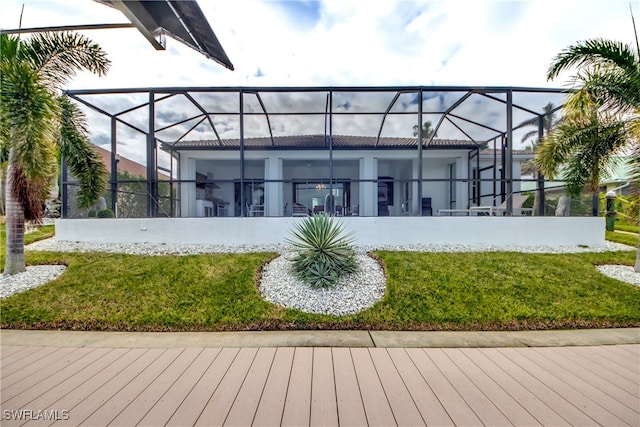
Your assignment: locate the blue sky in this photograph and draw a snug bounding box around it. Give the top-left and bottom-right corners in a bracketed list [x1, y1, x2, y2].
[1, 0, 635, 91]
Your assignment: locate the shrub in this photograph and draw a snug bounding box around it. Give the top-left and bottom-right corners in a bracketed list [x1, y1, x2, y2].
[87, 210, 97, 218]
[286, 214, 357, 287]
[97, 209, 115, 218]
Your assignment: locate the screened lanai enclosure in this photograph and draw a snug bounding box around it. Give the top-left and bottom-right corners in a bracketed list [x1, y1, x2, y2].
[62, 86, 572, 220]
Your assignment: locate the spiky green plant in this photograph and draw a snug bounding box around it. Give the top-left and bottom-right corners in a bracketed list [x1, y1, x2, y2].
[286, 214, 357, 287]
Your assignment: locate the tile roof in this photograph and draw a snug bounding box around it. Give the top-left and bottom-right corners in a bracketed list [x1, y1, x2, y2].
[94, 145, 170, 179]
[166, 135, 486, 150]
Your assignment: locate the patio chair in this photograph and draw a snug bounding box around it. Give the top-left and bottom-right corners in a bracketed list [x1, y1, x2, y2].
[248, 204, 264, 216]
[469, 193, 532, 216]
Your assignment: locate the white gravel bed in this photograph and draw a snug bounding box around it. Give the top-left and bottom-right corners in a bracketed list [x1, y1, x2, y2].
[596, 265, 640, 286]
[0, 265, 67, 299]
[25, 238, 632, 255]
[25, 238, 289, 255]
[259, 253, 386, 315]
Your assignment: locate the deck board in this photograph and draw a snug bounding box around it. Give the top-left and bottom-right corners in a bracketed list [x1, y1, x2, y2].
[252, 347, 295, 427]
[386, 348, 454, 426]
[516, 347, 639, 425]
[499, 347, 626, 426]
[50, 349, 165, 426]
[589, 345, 640, 374]
[332, 347, 368, 427]
[484, 347, 599, 426]
[310, 348, 338, 427]
[109, 347, 202, 426]
[406, 348, 483, 426]
[542, 347, 640, 409]
[224, 347, 276, 427]
[19, 348, 125, 426]
[166, 347, 239, 427]
[2, 347, 77, 389]
[196, 347, 258, 426]
[368, 348, 424, 426]
[560, 346, 639, 396]
[1, 346, 53, 371]
[1, 343, 638, 427]
[137, 348, 221, 427]
[280, 347, 313, 427]
[462, 348, 570, 426]
[2, 348, 96, 401]
[350, 348, 396, 426]
[426, 348, 513, 426]
[17, 348, 135, 427]
[446, 348, 543, 426]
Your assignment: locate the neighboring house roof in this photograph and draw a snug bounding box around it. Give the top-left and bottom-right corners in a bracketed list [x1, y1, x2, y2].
[600, 160, 634, 186]
[165, 135, 488, 151]
[94, 145, 169, 179]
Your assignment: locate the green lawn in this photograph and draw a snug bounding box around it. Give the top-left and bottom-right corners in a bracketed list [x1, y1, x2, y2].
[606, 230, 639, 248]
[615, 223, 639, 234]
[1, 247, 638, 331]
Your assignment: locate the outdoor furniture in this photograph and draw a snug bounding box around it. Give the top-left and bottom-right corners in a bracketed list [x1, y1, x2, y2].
[292, 203, 308, 216]
[470, 194, 532, 216]
[439, 194, 532, 216]
[248, 204, 264, 216]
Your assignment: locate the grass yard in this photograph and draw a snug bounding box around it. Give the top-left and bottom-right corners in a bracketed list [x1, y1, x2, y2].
[606, 230, 639, 248]
[1, 247, 639, 331]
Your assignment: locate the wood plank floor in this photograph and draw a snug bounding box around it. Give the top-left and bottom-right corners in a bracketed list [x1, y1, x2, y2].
[1, 344, 638, 426]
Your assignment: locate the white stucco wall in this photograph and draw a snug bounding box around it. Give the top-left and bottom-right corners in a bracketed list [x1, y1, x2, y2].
[56, 217, 605, 248]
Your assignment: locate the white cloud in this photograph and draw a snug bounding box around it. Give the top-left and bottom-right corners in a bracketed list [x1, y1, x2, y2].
[1, 0, 632, 89]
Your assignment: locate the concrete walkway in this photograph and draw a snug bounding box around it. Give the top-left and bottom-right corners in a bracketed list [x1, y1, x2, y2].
[2, 327, 639, 348]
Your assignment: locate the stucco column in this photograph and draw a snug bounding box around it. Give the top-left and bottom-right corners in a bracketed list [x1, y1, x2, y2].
[265, 157, 283, 216]
[412, 159, 420, 215]
[180, 157, 196, 217]
[360, 156, 377, 216]
[456, 156, 466, 209]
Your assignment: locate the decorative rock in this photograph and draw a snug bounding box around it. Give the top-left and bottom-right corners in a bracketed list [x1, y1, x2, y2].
[1, 265, 67, 299]
[259, 253, 386, 315]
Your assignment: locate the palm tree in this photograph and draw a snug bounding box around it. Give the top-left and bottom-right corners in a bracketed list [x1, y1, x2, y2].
[519, 102, 561, 215]
[413, 121, 436, 139]
[1, 32, 110, 275]
[536, 22, 640, 270]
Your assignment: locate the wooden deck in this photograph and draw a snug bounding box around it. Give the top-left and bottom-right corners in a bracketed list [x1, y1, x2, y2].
[1, 344, 638, 426]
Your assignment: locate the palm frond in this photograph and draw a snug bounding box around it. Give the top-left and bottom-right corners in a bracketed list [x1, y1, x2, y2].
[20, 32, 110, 91]
[1, 60, 59, 185]
[57, 97, 107, 208]
[536, 111, 630, 196]
[547, 38, 639, 81]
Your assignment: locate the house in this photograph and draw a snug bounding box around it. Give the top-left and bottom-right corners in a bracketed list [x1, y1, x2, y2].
[170, 135, 532, 218]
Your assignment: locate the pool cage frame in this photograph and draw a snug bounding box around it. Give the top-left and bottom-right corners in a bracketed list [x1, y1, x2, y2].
[62, 85, 569, 218]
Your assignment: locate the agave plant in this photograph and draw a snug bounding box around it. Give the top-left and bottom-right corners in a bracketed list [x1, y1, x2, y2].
[286, 214, 357, 287]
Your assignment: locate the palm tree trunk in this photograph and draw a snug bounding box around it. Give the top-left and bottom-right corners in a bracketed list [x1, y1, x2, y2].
[636, 213, 640, 273]
[4, 147, 26, 275]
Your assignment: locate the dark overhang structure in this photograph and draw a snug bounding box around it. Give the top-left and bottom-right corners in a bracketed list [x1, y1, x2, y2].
[94, 0, 234, 70]
[1, 0, 234, 70]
